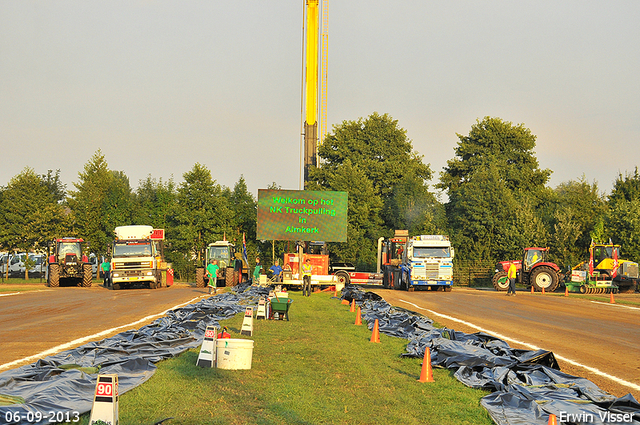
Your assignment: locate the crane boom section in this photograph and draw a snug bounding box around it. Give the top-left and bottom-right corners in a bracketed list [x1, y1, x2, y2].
[305, 0, 319, 126]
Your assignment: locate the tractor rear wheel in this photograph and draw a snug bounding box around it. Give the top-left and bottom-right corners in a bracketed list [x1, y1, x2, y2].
[195, 268, 205, 288]
[531, 266, 559, 292]
[48, 264, 60, 287]
[492, 271, 509, 291]
[82, 264, 92, 287]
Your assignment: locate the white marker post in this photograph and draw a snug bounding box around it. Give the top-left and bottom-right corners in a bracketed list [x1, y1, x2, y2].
[256, 298, 267, 320]
[240, 307, 254, 336]
[196, 325, 218, 368]
[89, 374, 119, 425]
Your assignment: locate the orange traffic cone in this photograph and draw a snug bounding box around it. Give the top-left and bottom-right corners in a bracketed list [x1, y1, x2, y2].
[418, 347, 435, 383]
[564, 286, 568, 297]
[548, 413, 558, 425]
[370, 319, 380, 343]
[355, 307, 362, 326]
[341, 299, 349, 305]
[542, 286, 545, 295]
[350, 299, 356, 312]
[531, 285, 534, 294]
[610, 291, 615, 304]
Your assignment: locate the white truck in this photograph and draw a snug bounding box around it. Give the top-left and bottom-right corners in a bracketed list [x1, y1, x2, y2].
[395, 235, 454, 291]
[110, 225, 169, 290]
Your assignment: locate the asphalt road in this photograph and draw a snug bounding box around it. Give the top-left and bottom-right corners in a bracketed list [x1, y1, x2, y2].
[374, 287, 640, 400]
[0, 282, 210, 371]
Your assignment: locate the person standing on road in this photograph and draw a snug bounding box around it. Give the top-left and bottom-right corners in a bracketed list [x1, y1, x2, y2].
[507, 262, 517, 296]
[269, 259, 283, 282]
[206, 259, 219, 295]
[301, 258, 313, 296]
[100, 258, 111, 287]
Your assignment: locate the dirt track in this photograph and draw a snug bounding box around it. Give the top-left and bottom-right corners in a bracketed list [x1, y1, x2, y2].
[374, 287, 640, 401]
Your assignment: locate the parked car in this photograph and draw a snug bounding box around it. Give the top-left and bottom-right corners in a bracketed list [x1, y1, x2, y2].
[89, 253, 98, 277]
[23, 254, 46, 278]
[8, 253, 27, 277]
[0, 253, 9, 276]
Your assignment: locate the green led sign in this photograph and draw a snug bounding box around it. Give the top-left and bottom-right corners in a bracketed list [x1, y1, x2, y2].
[257, 189, 348, 242]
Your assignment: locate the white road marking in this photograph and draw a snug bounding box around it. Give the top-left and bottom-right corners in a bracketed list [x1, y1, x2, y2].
[398, 299, 640, 393]
[589, 301, 640, 311]
[0, 290, 53, 298]
[0, 295, 208, 372]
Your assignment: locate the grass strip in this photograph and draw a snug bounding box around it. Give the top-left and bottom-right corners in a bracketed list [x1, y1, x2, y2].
[73, 291, 492, 425]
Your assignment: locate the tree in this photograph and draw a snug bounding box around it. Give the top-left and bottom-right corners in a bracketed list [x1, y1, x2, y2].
[66, 150, 133, 256]
[171, 163, 235, 277]
[438, 117, 552, 262]
[604, 199, 640, 263]
[308, 159, 384, 268]
[309, 112, 435, 264]
[0, 168, 68, 278]
[609, 167, 640, 205]
[229, 176, 260, 263]
[384, 173, 445, 235]
[132, 175, 176, 229]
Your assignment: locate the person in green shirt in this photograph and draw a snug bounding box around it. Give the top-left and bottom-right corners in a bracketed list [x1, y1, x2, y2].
[206, 259, 220, 295]
[100, 259, 111, 287]
[253, 257, 262, 284]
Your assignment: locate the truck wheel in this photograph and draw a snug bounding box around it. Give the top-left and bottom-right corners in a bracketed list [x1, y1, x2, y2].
[382, 268, 389, 289]
[225, 267, 235, 287]
[48, 264, 60, 287]
[82, 264, 93, 287]
[334, 271, 350, 286]
[196, 267, 205, 288]
[112, 283, 121, 290]
[444, 286, 452, 292]
[531, 266, 559, 292]
[492, 271, 509, 291]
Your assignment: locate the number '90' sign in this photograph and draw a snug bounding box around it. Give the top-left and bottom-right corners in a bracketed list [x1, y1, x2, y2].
[96, 382, 118, 397]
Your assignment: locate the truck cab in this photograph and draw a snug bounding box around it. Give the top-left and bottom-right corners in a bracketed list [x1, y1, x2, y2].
[400, 235, 454, 291]
[110, 225, 168, 290]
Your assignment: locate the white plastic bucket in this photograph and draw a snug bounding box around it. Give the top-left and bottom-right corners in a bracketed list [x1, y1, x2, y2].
[216, 338, 254, 370]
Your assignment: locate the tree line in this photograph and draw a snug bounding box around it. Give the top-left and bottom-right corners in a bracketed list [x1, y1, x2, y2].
[2, 114, 640, 280]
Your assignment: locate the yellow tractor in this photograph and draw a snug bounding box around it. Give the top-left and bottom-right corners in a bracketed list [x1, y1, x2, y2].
[569, 243, 638, 293]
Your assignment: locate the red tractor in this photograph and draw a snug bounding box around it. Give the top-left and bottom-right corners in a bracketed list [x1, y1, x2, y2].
[47, 238, 93, 287]
[492, 247, 562, 292]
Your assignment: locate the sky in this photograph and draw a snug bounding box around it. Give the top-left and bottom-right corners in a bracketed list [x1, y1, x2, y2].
[1, 1, 639, 199]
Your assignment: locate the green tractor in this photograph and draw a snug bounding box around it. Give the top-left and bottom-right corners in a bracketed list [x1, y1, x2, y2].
[195, 241, 248, 288]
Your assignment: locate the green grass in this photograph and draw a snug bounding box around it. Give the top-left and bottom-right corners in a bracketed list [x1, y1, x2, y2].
[73, 291, 493, 425]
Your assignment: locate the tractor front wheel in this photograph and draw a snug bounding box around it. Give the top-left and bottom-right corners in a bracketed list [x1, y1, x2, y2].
[492, 271, 509, 291]
[531, 266, 559, 292]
